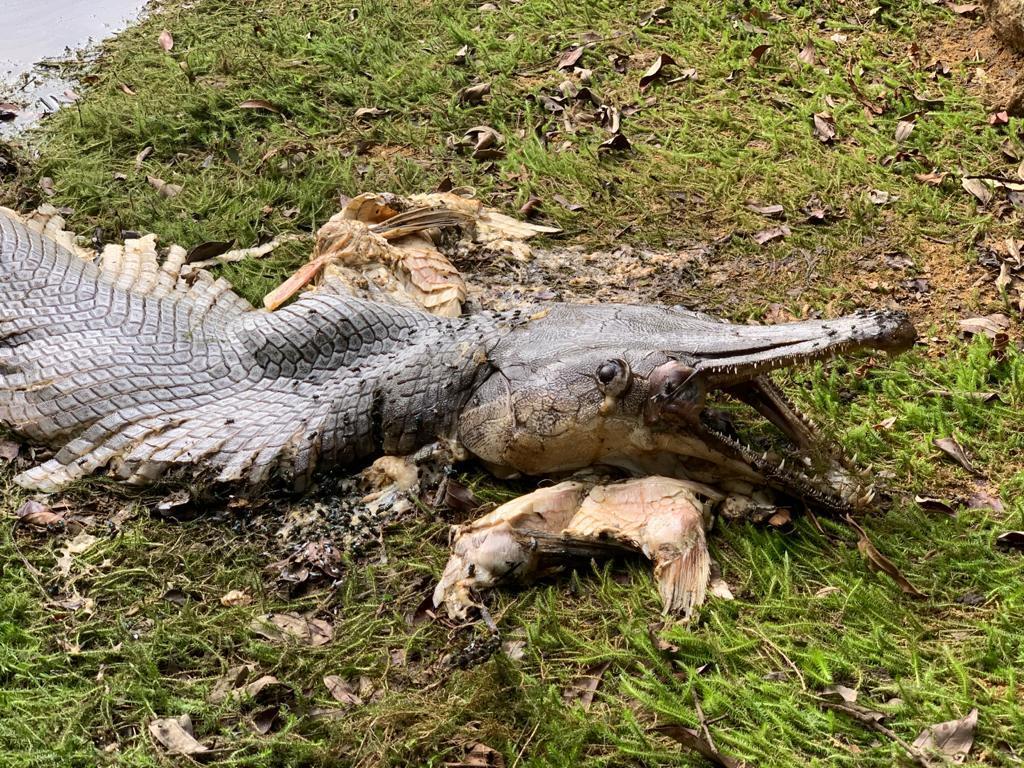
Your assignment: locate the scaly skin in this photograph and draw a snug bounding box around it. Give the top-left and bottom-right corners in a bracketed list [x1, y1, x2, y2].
[0, 212, 510, 491]
[1, 210, 916, 507]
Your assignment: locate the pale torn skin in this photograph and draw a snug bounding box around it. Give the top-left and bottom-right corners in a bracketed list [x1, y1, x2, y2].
[263, 191, 560, 315]
[433, 477, 719, 621]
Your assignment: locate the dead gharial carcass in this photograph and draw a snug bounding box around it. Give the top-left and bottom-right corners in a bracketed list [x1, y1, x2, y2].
[0, 205, 915, 620]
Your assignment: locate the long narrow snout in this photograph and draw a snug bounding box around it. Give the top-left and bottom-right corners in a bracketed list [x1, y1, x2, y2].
[689, 309, 917, 387]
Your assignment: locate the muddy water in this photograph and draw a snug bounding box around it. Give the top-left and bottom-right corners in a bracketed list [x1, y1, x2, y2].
[0, 0, 148, 133]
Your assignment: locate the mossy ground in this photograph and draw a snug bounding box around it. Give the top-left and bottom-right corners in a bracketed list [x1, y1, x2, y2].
[1, 0, 1023, 765]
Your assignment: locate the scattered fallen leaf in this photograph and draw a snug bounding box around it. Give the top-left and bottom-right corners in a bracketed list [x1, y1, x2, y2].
[0, 439, 19, 462]
[933, 437, 979, 475]
[913, 708, 977, 759]
[158, 30, 174, 52]
[745, 201, 785, 218]
[822, 685, 859, 703]
[208, 664, 255, 703]
[147, 176, 182, 198]
[251, 706, 280, 735]
[220, 589, 252, 607]
[252, 613, 333, 646]
[149, 715, 207, 756]
[459, 82, 491, 105]
[868, 189, 894, 205]
[238, 99, 281, 114]
[894, 118, 915, 143]
[767, 509, 792, 527]
[846, 516, 926, 597]
[354, 106, 389, 120]
[39, 177, 55, 196]
[453, 742, 506, 768]
[945, 2, 982, 15]
[452, 44, 471, 65]
[797, 42, 816, 66]
[914, 496, 956, 516]
[749, 44, 771, 65]
[0, 103, 19, 121]
[656, 724, 739, 768]
[557, 46, 584, 70]
[958, 313, 1010, 339]
[914, 170, 948, 186]
[966, 490, 1004, 513]
[186, 240, 235, 264]
[812, 112, 836, 143]
[562, 661, 610, 710]
[639, 53, 676, 89]
[752, 225, 791, 245]
[134, 145, 153, 169]
[996, 530, 1024, 550]
[16, 499, 64, 528]
[989, 110, 1010, 126]
[323, 675, 363, 706]
[464, 125, 505, 159]
[598, 133, 631, 153]
[648, 621, 680, 654]
[552, 194, 584, 212]
[119, 83, 135, 96]
[961, 177, 992, 205]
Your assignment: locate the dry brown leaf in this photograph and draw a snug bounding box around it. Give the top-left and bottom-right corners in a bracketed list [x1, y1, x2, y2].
[459, 82, 491, 105]
[966, 490, 1004, 513]
[914, 170, 947, 186]
[220, 589, 252, 607]
[639, 53, 677, 89]
[959, 313, 1010, 338]
[797, 42, 816, 65]
[995, 262, 1012, 296]
[134, 145, 153, 170]
[16, 499, 64, 528]
[752, 225, 791, 245]
[354, 106, 389, 120]
[822, 684, 859, 703]
[208, 664, 255, 703]
[323, 675, 363, 706]
[238, 99, 281, 114]
[749, 44, 771, 65]
[812, 112, 836, 143]
[913, 708, 977, 758]
[846, 516, 926, 597]
[598, 133, 631, 153]
[158, 30, 174, 52]
[147, 176, 182, 198]
[945, 1, 982, 15]
[933, 436, 979, 475]
[562, 661, 610, 710]
[557, 46, 584, 70]
[746, 201, 785, 218]
[149, 715, 207, 756]
[451, 742, 506, 767]
[961, 177, 992, 205]
[894, 118, 915, 143]
[996, 531, 1024, 551]
[0, 439, 19, 462]
[252, 612, 333, 646]
[914, 496, 957, 516]
[656, 724, 739, 768]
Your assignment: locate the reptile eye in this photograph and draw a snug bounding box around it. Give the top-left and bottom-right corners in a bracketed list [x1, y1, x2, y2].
[595, 359, 632, 396]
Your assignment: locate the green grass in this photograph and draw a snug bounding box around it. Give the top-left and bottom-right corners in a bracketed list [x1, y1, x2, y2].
[1, 0, 1023, 765]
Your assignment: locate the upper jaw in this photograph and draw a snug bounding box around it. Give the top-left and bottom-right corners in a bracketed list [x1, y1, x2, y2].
[684, 309, 917, 388]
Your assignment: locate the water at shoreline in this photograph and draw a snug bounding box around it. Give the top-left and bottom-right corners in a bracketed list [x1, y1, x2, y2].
[0, 0, 149, 135]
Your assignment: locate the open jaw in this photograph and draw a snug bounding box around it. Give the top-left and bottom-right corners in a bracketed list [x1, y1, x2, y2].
[645, 309, 918, 515]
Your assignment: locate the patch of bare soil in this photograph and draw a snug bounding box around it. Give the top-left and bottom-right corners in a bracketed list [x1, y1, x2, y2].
[927, 15, 1024, 113]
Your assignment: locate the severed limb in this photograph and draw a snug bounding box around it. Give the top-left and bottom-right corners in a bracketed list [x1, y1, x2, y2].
[433, 477, 715, 621]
